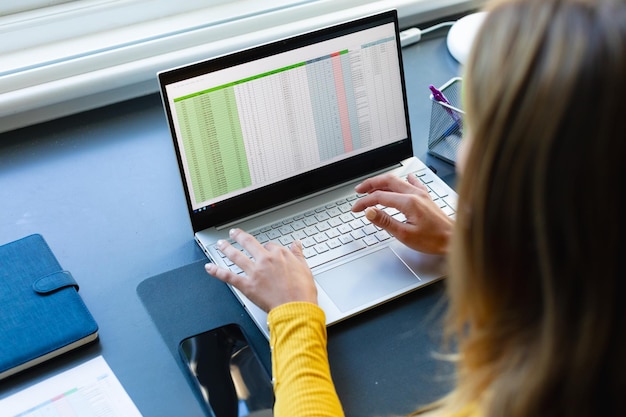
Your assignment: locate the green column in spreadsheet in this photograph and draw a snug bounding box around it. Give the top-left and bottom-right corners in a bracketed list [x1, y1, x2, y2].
[175, 88, 251, 204]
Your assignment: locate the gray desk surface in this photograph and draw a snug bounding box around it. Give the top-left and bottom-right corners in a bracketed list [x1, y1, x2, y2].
[0, 32, 461, 416]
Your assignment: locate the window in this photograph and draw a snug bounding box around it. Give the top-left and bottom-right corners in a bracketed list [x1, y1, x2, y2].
[1, 0, 77, 16]
[0, 0, 482, 133]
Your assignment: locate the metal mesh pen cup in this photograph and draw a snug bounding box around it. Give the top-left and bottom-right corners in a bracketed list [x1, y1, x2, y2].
[428, 77, 464, 164]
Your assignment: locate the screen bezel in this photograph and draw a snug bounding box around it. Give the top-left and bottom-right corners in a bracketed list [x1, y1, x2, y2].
[158, 9, 412, 232]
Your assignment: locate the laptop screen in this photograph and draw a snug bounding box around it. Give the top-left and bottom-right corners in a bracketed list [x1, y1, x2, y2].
[159, 10, 412, 231]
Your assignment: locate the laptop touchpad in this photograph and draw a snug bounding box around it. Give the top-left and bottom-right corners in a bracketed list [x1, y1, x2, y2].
[315, 247, 419, 313]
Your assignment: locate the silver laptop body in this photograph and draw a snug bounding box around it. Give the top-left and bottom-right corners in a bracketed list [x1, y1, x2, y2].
[158, 10, 457, 339]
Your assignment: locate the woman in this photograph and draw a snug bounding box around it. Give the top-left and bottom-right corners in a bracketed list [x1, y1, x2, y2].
[205, 0, 626, 415]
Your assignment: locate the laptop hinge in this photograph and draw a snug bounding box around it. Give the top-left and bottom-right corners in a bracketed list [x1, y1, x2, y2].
[214, 162, 404, 231]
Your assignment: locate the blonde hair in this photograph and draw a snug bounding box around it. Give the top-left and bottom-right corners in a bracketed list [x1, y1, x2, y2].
[416, 0, 626, 415]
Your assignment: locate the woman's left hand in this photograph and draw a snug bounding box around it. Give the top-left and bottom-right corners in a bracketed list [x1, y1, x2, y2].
[205, 228, 317, 312]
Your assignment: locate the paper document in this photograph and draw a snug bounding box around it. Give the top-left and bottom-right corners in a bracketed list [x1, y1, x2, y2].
[0, 356, 142, 417]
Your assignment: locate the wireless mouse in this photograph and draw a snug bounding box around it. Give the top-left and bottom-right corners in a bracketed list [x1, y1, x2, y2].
[446, 12, 487, 65]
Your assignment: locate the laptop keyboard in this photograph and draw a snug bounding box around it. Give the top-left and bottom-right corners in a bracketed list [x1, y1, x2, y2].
[213, 168, 457, 273]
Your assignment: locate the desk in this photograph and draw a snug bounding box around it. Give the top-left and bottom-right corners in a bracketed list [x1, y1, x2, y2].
[0, 31, 461, 416]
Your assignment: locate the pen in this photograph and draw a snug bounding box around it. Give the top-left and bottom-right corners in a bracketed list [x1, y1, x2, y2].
[429, 84, 463, 130]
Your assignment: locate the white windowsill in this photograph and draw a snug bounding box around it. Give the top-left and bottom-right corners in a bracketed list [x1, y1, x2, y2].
[0, 0, 483, 134]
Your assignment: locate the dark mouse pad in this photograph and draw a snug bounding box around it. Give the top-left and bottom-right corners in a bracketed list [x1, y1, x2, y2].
[136, 260, 272, 372]
[137, 259, 453, 417]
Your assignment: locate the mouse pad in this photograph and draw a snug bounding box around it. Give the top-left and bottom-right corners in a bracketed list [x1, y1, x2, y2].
[137, 259, 453, 417]
[136, 260, 270, 368]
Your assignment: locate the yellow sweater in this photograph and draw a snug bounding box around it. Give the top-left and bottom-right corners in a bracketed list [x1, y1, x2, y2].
[267, 302, 478, 417]
[268, 302, 345, 417]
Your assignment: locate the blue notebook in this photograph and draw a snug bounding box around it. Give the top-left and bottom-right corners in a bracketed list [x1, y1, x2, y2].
[0, 234, 99, 380]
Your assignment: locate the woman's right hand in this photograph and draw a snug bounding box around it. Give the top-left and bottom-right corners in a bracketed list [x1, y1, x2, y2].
[351, 173, 454, 255]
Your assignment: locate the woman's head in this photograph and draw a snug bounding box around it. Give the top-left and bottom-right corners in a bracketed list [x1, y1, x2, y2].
[447, 0, 626, 414]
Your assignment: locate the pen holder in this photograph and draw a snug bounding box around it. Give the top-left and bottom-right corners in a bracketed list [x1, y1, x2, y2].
[428, 77, 464, 165]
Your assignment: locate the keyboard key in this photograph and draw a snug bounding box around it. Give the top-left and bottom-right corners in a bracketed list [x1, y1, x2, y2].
[338, 203, 352, 213]
[314, 233, 328, 243]
[292, 230, 307, 240]
[363, 235, 379, 246]
[428, 181, 449, 198]
[306, 239, 367, 269]
[392, 212, 407, 222]
[444, 194, 458, 210]
[267, 229, 281, 239]
[375, 230, 391, 241]
[327, 238, 341, 249]
[304, 226, 318, 236]
[349, 219, 365, 229]
[383, 206, 399, 216]
[338, 234, 353, 244]
[328, 217, 343, 228]
[301, 237, 316, 248]
[291, 220, 306, 230]
[314, 243, 329, 254]
[339, 213, 354, 223]
[279, 225, 294, 235]
[315, 212, 330, 222]
[327, 207, 342, 217]
[315, 221, 331, 232]
[337, 224, 352, 235]
[351, 229, 366, 240]
[418, 174, 433, 184]
[304, 217, 318, 226]
[363, 224, 377, 235]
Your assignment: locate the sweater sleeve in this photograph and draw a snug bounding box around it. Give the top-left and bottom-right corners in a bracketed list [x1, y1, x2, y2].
[268, 302, 345, 417]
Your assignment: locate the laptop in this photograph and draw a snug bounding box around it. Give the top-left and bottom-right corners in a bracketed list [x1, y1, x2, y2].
[158, 9, 458, 340]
